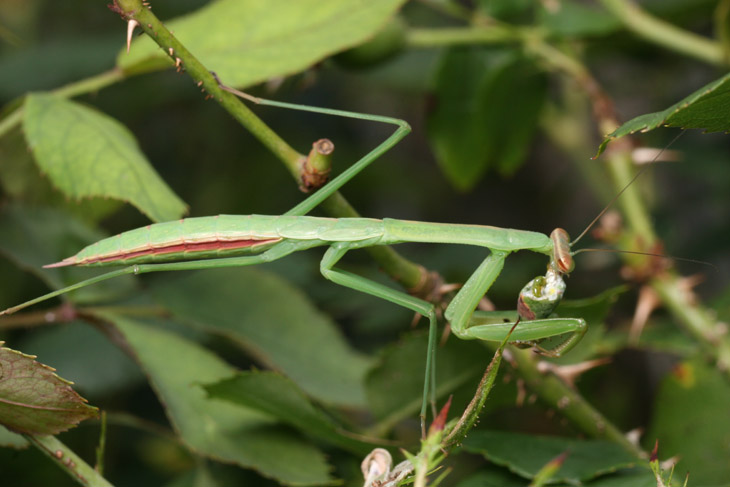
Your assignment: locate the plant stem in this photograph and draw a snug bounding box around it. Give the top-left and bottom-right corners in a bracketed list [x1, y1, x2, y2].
[25, 434, 115, 487]
[407, 25, 525, 46]
[508, 348, 645, 458]
[599, 0, 725, 66]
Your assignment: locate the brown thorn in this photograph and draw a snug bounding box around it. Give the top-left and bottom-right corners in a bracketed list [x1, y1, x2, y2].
[536, 357, 612, 387]
[629, 285, 661, 344]
[126, 19, 139, 53]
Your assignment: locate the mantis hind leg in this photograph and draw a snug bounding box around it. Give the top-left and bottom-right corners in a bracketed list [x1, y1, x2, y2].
[319, 242, 438, 435]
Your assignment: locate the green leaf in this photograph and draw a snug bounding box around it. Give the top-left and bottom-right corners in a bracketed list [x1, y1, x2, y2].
[597, 72, 730, 156]
[118, 0, 407, 88]
[0, 126, 122, 223]
[462, 430, 639, 483]
[204, 370, 376, 454]
[0, 204, 136, 304]
[427, 49, 547, 190]
[150, 268, 372, 407]
[22, 93, 187, 222]
[0, 342, 98, 435]
[646, 359, 730, 485]
[101, 312, 336, 486]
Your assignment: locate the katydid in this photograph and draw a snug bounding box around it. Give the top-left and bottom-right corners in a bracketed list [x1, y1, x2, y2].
[1, 85, 590, 431]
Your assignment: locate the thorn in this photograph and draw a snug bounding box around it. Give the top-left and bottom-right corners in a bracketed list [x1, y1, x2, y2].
[625, 427, 644, 446]
[477, 296, 496, 311]
[659, 456, 680, 471]
[126, 19, 140, 53]
[630, 285, 661, 344]
[429, 396, 452, 436]
[168, 47, 174, 56]
[536, 357, 612, 387]
[650, 439, 659, 463]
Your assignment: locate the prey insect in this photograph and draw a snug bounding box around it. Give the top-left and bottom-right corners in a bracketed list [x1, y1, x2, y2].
[2, 83, 590, 431]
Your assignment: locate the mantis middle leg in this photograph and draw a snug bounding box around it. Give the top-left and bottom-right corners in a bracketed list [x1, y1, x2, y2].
[319, 242, 439, 434]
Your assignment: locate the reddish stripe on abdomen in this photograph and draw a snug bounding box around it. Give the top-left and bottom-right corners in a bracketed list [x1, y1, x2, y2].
[88, 238, 282, 264]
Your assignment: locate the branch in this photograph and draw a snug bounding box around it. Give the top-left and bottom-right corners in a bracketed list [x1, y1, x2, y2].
[25, 434, 115, 487]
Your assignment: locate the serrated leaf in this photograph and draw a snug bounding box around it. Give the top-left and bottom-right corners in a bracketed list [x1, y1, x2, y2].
[0, 204, 136, 304]
[150, 268, 371, 407]
[0, 342, 98, 435]
[204, 371, 375, 454]
[118, 0, 407, 88]
[22, 93, 187, 222]
[645, 359, 730, 485]
[597, 72, 730, 156]
[0, 126, 122, 223]
[100, 312, 336, 486]
[462, 430, 639, 483]
[427, 49, 546, 190]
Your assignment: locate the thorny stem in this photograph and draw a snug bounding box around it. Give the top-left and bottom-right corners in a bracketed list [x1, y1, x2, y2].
[507, 347, 644, 458]
[25, 434, 115, 487]
[111, 0, 431, 293]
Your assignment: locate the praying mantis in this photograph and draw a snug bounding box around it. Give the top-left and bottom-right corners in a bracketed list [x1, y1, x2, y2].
[1, 83, 592, 429]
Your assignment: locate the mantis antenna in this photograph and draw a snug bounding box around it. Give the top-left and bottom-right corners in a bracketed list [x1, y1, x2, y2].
[569, 129, 687, 248]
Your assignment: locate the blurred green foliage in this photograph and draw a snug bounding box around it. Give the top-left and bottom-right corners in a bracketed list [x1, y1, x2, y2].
[0, 0, 729, 486]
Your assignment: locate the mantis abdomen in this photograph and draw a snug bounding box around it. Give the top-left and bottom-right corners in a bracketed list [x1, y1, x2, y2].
[46, 215, 555, 268]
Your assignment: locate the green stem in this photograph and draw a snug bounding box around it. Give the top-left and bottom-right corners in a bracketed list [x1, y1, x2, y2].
[508, 348, 645, 458]
[407, 25, 526, 47]
[599, 0, 725, 66]
[25, 434, 115, 487]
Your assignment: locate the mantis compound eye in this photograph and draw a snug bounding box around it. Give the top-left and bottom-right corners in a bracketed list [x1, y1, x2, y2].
[550, 228, 575, 274]
[517, 267, 567, 321]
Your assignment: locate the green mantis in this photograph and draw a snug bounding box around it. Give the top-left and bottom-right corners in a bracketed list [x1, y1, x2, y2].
[1, 84, 588, 430]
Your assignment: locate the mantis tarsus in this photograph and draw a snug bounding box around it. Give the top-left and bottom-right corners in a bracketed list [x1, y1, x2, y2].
[2, 83, 591, 430]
